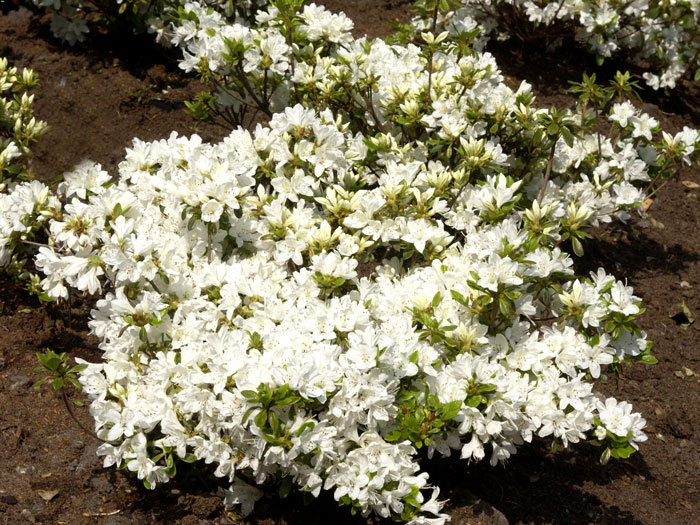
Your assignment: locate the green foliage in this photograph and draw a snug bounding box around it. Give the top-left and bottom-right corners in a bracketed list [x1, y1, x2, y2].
[33, 348, 87, 392]
[0, 58, 46, 186]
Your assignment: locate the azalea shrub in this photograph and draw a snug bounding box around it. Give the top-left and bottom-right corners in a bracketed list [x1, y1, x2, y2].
[26, 0, 268, 45]
[29, 0, 700, 91]
[455, 0, 700, 90]
[0, 57, 49, 296]
[0, 57, 45, 188]
[4, 1, 700, 524]
[20, 106, 656, 523]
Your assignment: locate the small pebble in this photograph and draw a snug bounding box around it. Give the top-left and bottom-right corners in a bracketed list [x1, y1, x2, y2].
[90, 476, 113, 494]
[103, 513, 133, 525]
[75, 443, 101, 479]
[9, 375, 31, 390]
[650, 217, 665, 229]
[20, 508, 34, 523]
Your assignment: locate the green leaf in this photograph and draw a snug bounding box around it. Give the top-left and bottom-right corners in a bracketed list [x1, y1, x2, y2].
[296, 421, 315, 437]
[68, 364, 88, 374]
[32, 377, 49, 389]
[67, 376, 82, 390]
[241, 407, 257, 424]
[262, 432, 282, 445]
[36, 350, 52, 368]
[431, 291, 441, 308]
[571, 237, 584, 257]
[561, 126, 574, 147]
[268, 410, 280, 433]
[426, 394, 440, 411]
[475, 383, 497, 394]
[498, 294, 513, 316]
[450, 289, 467, 305]
[404, 495, 421, 508]
[610, 443, 635, 459]
[254, 409, 268, 429]
[638, 353, 658, 365]
[277, 395, 300, 406]
[465, 395, 481, 408]
[279, 476, 293, 499]
[440, 400, 462, 420]
[385, 430, 402, 442]
[533, 128, 544, 145]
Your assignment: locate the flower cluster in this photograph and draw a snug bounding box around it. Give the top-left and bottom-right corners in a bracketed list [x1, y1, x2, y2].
[5, 101, 664, 523]
[0, 58, 46, 189]
[4, 1, 700, 523]
[179, 3, 696, 215]
[454, 0, 700, 90]
[28, 0, 267, 45]
[0, 57, 49, 295]
[29, 0, 700, 91]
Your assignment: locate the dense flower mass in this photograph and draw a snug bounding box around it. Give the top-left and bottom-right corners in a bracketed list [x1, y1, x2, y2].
[29, 0, 267, 44]
[3, 1, 700, 523]
[0, 58, 45, 189]
[30, 0, 700, 91]
[454, 0, 700, 90]
[0, 58, 48, 292]
[20, 108, 653, 523]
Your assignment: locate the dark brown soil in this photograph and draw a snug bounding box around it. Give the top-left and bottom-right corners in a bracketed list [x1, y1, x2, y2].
[1, 2, 699, 525]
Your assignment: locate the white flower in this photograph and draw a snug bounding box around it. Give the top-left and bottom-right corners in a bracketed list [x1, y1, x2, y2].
[630, 113, 658, 141]
[609, 102, 637, 129]
[50, 15, 89, 46]
[608, 281, 640, 316]
[201, 199, 224, 223]
[474, 253, 522, 292]
[220, 478, 264, 516]
[311, 250, 358, 280]
[597, 398, 647, 447]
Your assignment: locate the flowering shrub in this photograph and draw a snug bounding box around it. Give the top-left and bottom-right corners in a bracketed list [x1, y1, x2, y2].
[29, 0, 700, 91]
[28, 0, 267, 45]
[24, 105, 655, 523]
[0, 58, 45, 188]
[5, 2, 700, 524]
[0, 57, 50, 295]
[455, 0, 700, 90]
[178, 2, 697, 205]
